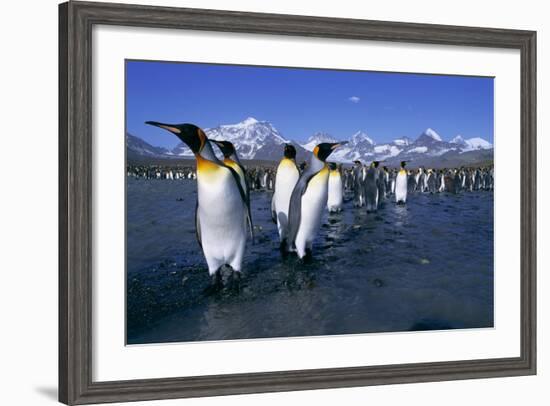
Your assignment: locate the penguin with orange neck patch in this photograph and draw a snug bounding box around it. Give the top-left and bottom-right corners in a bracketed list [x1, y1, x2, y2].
[395, 161, 408, 204]
[145, 121, 251, 288]
[327, 162, 344, 213]
[271, 144, 300, 252]
[286, 142, 347, 260]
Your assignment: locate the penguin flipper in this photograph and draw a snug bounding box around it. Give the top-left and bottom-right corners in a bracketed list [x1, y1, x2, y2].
[270, 172, 278, 224]
[241, 168, 255, 243]
[195, 200, 202, 249]
[246, 203, 254, 243]
[223, 164, 254, 242]
[270, 195, 277, 224]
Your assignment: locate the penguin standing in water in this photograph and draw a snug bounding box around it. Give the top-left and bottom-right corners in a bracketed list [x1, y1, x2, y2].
[260, 169, 267, 189]
[438, 169, 446, 192]
[376, 163, 387, 201]
[426, 169, 437, 193]
[416, 167, 426, 192]
[352, 161, 365, 207]
[473, 168, 482, 190]
[453, 169, 462, 194]
[271, 144, 300, 251]
[146, 121, 251, 287]
[266, 170, 275, 190]
[287, 142, 347, 260]
[343, 169, 353, 191]
[327, 163, 344, 213]
[390, 169, 397, 195]
[364, 161, 380, 212]
[381, 166, 390, 197]
[408, 169, 417, 193]
[395, 161, 408, 204]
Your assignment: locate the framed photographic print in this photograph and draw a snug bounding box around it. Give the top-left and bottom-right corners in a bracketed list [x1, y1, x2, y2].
[59, 1, 536, 404]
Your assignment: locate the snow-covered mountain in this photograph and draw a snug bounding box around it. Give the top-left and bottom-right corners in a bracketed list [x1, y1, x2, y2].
[302, 132, 338, 151]
[393, 136, 412, 147]
[127, 118, 492, 166]
[381, 129, 492, 164]
[397, 128, 456, 158]
[312, 127, 492, 164]
[418, 127, 443, 142]
[172, 117, 308, 161]
[126, 133, 171, 158]
[329, 130, 376, 161]
[450, 134, 493, 152]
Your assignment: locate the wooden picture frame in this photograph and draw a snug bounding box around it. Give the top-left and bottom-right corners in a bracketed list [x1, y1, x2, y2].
[59, 1, 536, 404]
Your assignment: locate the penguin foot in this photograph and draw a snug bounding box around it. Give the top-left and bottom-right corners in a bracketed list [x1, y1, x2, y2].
[228, 271, 243, 293]
[279, 240, 289, 258]
[203, 271, 223, 296]
[300, 249, 313, 264]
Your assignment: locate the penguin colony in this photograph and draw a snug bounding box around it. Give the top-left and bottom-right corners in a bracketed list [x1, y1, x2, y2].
[140, 121, 494, 289]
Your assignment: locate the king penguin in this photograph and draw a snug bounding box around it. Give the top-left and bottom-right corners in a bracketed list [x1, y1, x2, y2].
[426, 169, 437, 193]
[271, 144, 300, 251]
[211, 140, 254, 240]
[364, 161, 380, 213]
[327, 162, 344, 213]
[395, 161, 408, 204]
[211, 140, 248, 196]
[416, 167, 425, 192]
[352, 160, 365, 207]
[287, 142, 347, 260]
[145, 121, 251, 286]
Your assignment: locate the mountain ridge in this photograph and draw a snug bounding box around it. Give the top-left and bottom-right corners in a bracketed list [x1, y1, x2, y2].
[128, 117, 493, 166]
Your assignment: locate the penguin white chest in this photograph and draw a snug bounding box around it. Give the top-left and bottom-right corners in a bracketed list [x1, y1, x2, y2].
[395, 170, 408, 203]
[273, 160, 299, 239]
[327, 171, 343, 212]
[295, 167, 329, 254]
[196, 163, 247, 274]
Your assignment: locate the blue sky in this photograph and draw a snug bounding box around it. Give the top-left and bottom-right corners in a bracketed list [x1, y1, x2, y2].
[126, 60, 494, 149]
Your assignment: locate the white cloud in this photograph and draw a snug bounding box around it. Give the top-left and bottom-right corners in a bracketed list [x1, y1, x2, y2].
[348, 96, 360, 103]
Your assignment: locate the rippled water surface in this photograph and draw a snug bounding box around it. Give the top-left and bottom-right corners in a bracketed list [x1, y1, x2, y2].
[126, 178, 494, 344]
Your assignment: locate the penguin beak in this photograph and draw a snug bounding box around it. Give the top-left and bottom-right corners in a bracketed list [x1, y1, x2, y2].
[145, 121, 181, 135]
[331, 141, 348, 150]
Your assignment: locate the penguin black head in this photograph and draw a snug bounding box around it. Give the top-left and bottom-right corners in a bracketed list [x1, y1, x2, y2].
[211, 140, 235, 158]
[145, 121, 205, 154]
[371, 161, 380, 168]
[328, 162, 337, 171]
[353, 160, 362, 166]
[400, 161, 407, 168]
[313, 142, 348, 162]
[284, 144, 297, 159]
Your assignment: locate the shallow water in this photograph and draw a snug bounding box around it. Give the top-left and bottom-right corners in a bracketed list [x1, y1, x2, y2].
[126, 178, 494, 344]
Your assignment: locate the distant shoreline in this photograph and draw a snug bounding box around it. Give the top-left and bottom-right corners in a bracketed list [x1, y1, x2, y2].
[126, 153, 493, 170]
